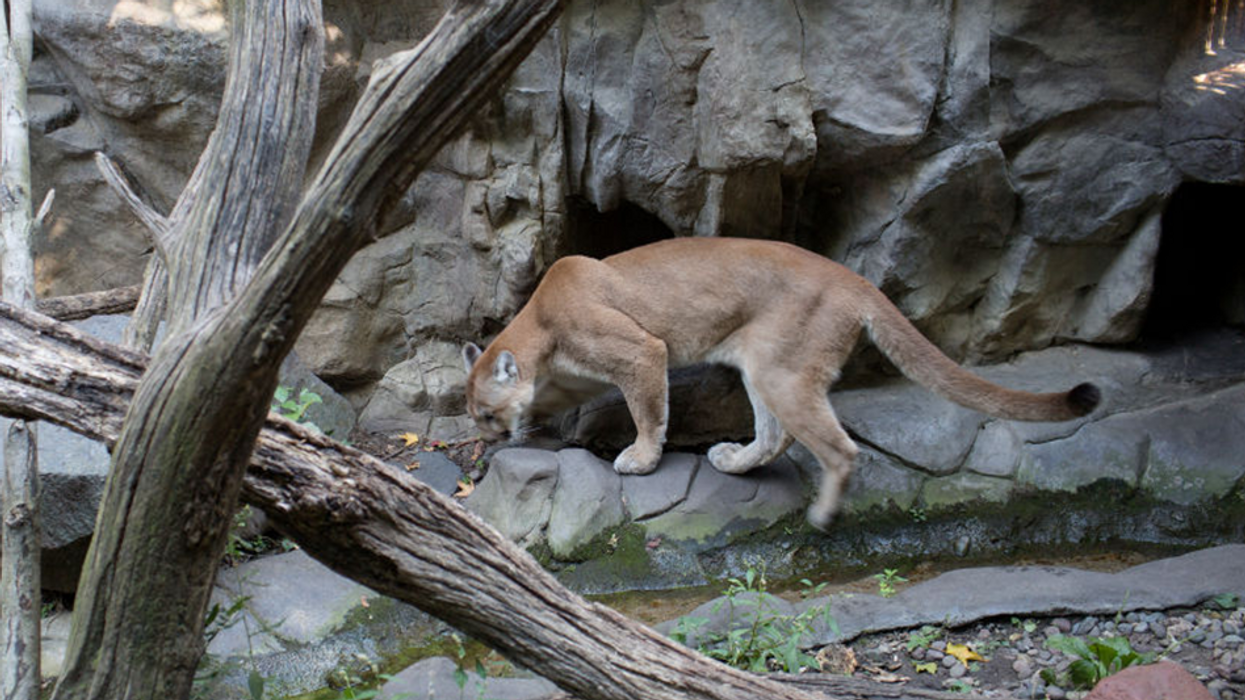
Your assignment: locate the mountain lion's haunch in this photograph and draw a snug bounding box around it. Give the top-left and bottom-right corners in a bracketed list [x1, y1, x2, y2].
[463, 237, 1099, 530]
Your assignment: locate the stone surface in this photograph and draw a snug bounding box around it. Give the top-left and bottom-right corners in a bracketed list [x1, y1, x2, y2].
[1085, 661, 1215, 700]
[660, 544, 1245, 649]
[203, 550, 441, 699]
[26, 0, 1244, 435]
[377, 656, 558, 700]
[547, 448, 625, 560]
[465, 448, 560, 547]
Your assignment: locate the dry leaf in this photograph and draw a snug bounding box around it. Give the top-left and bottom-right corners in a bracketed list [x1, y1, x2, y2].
[454, 478, 475, 499]
[398, 432, 420, 447]
[360, 596, 370, 608]
[405, 460, 422, 471]
[946, 642, 986, 666]
[914, 662, 938, 675]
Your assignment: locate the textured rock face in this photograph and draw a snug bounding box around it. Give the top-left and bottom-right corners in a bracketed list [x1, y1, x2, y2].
[22, 0, 1245, 549]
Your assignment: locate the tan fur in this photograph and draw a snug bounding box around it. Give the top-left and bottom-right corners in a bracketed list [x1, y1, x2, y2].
[463, 237, 1099, 530]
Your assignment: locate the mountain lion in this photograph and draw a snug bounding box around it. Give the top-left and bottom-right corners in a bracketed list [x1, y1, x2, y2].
[462, 237, 1099, 530]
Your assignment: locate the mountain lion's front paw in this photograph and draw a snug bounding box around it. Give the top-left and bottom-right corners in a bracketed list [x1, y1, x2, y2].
[613, 443, 661, 475]
[707, 442, 750, 474]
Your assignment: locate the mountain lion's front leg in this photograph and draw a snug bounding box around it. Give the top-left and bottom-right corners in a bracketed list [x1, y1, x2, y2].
[613, 353, 669, 475]
[608, 338, 669, 475]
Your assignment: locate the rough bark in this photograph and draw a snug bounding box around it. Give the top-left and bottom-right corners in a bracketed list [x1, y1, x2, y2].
[51, 1, 567, 699]
[1, 3, 42, 699]
[49, 0, 325, 696]
[0, 302, 831, 700]
[36, 285, 142, 321]
[1, 422, 40, 700]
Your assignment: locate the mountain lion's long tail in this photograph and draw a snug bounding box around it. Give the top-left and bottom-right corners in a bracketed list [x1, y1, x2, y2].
[861, 287, 1099, 422]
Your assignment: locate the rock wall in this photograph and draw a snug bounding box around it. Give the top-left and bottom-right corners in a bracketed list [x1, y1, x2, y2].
[22, 2, 1245, 457]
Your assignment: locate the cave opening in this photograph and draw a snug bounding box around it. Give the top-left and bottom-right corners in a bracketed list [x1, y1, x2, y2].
[564, 197, 675, 260]
[1142, 182, 1245, 340]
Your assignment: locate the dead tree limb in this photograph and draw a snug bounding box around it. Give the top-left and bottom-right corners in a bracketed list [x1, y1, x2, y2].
[36, 285, 142, 321]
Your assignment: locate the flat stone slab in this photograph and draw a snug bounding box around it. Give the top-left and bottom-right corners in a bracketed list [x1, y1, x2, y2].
[661, 545, 1245, 648]
[662, 544, 1245, 648]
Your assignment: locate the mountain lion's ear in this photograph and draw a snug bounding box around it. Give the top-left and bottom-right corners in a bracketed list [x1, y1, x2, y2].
[462, 343, 483, 374]
[494, 350, 519, 384]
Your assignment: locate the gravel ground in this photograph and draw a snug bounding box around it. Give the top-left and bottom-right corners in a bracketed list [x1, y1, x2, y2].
[826, 605, 1245, 698]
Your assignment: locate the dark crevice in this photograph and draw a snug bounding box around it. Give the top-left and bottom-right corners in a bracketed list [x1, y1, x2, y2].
[564, 197, 675, 260]
[1142, 182, 1245, 340]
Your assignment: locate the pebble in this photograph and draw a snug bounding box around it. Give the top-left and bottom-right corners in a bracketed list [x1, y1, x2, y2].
[1118, 622, 1133, 635]
[1222, 634, 1244, 647]
[910, 647, 926, 661]
[1150, 621, 1168, 639]
[1053, 618, 1073, 634]
[1048, 685, 1068, 700]
[1013, 656, 1034, 679]
[928, 649, 946, 661]
[942, 655, 959, 669]
[949, 663, 967, 679]
[1072, 616, 1098, 636]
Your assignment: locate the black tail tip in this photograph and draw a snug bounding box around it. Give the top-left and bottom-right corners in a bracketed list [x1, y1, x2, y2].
[1067, 382, 1101, 416]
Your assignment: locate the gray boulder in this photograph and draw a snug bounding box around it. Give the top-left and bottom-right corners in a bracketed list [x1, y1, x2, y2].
[377, 656, 557, 700]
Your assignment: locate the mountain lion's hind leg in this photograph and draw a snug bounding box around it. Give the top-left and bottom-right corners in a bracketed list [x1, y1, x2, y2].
[708, 375, 794, 474]
[752, 377, 859, 531]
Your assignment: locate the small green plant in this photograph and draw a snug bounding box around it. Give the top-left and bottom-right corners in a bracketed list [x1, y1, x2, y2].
[906, 625, 943, 651]
[908, 506, 927, 523]
[450, 633, 491, 700]
[945, 678, 974, 693]
[873, 568, 907, 598]
[1211, 592, 1240, 610]
[1041, 635, 1156, 690]
[1011, 616, 1038, 634]
[272, 385, 323, 432]
[670, 564, 837, 674]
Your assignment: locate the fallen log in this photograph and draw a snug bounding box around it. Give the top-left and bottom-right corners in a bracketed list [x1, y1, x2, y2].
[36, 285, 142, 321]
[0, 302, 966, 700]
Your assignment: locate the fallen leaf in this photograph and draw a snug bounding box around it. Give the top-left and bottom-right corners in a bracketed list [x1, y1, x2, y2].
[360, 596, 370, 608]
[405, 460, 422, 471]
[914, 662, 938, 675]
[946, 642, 986, 666]
[398, 432, 420, 447]
[454, 478, 475, 499]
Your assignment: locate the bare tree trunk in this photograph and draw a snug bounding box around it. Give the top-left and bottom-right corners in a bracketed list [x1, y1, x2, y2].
[50, 1, 325, 696]
[1, 422, 40, 700]
[1, 2, 43, 699]
[0, 303, 830, 700]
[48, 1, 566, 699]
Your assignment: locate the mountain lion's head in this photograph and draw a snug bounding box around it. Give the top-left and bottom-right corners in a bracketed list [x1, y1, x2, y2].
[462, 343, 534, 442]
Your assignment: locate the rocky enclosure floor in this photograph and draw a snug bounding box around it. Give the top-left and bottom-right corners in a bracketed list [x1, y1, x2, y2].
[829, 605, 1245, 699]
